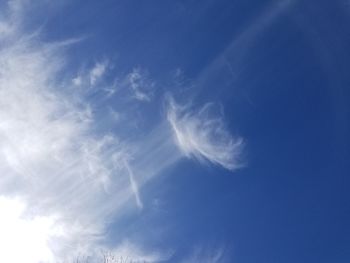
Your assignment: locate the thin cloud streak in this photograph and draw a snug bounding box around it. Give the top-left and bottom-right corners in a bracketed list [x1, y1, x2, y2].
[124, 159, 143, 209]
[194, 0, 295, 97]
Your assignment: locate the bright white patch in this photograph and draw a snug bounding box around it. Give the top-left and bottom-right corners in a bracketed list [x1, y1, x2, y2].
[167, 97, 243, 171]
[0, 197, 59, 263]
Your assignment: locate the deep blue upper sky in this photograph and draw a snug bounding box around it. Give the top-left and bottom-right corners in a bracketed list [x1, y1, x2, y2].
[2, 0, 350, 262]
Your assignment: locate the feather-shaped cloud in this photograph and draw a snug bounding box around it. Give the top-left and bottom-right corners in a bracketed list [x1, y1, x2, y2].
[167, 97, 244, 171]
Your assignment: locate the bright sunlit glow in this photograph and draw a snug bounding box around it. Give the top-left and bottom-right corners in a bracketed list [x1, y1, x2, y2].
[0, 196, 57, 263]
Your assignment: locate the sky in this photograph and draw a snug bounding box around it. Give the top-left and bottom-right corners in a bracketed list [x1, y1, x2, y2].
[0, 0, 349, 262]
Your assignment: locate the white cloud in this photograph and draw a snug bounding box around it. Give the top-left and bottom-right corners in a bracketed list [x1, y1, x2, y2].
[90, 60, 108, 86]
[126, 68, 155, 102]
[0, 26, 181, 262]
[0, 34, 125, 261]
[71, 60, 109, 89]
[167, 97, 244, 171]
[72, 75, 83, 86]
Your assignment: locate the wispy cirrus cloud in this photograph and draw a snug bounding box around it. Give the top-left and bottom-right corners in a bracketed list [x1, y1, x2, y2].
[0, 2, 170, 261]
[126, 67, 155, 102]
[0, 23, 179, 262]
[0, 31, 126, 261]
[0, 1, 245, 262]
[167, 96, 244, 171]
[0, 0, 22, 37]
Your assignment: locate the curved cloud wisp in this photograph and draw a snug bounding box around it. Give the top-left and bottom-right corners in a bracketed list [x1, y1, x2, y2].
[167, 98, 244, 171]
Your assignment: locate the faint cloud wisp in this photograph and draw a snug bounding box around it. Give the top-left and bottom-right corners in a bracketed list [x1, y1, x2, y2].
[126, 67, 155, 102]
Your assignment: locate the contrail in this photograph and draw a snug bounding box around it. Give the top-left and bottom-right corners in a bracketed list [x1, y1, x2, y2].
[123, 159, 143, 209]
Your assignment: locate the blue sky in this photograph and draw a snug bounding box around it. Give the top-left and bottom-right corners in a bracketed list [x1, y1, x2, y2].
[0, 0, 349, 262]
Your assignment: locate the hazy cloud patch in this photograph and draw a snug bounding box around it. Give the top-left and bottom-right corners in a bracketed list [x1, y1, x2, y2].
[126, 68, 155, 102]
